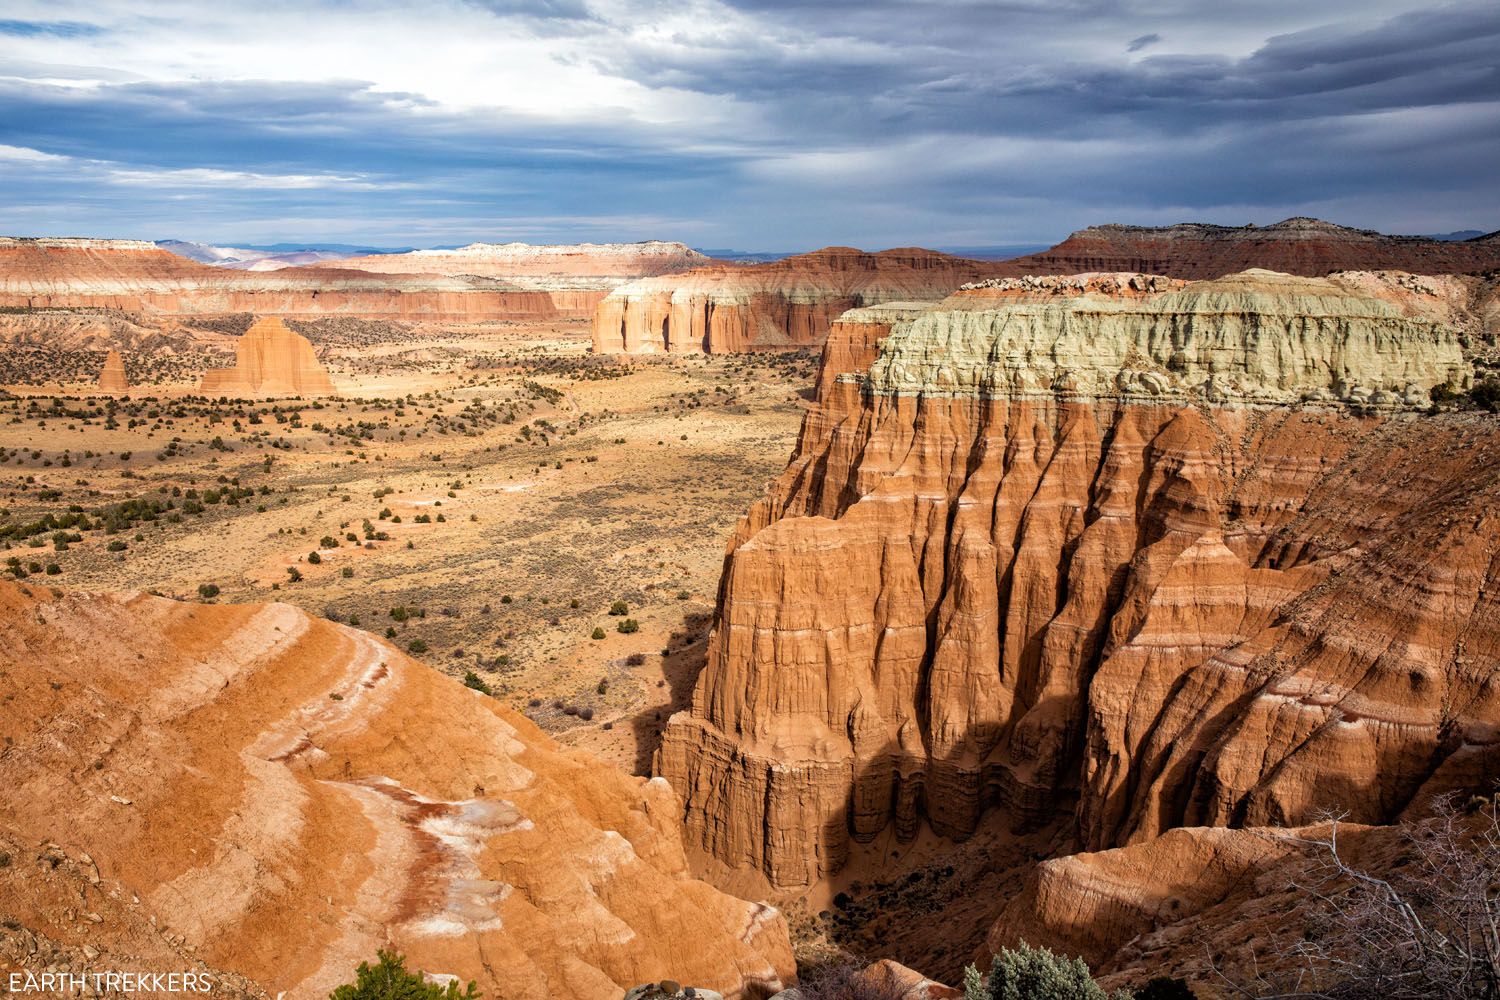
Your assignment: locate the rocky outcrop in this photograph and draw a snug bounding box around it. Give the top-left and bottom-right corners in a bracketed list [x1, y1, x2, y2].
[1003, 217, 1500, 280]
[591, 249, 1012, 355]
[199, 318, 336, 398]
[0, 237, 601, 320]
[0, 581, 794, 1000]
[657, 270, 1500, 891]
[96, 348, 129, 394]
[324, 241, 710, 287]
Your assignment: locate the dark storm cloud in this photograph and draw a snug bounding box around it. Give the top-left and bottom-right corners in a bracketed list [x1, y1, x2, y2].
[0, 0, 1495, 247]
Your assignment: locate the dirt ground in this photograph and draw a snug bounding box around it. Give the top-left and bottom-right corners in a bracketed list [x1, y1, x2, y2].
[0, 316, 813, 770]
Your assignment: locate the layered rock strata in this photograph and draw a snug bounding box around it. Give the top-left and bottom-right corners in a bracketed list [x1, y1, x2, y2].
[324, 241, 710, 286]
[0, 582, 794, 1000]
[96, 348, 129, 394]
[591, 248, 1011, 355]
[199, 317, 336, 398]
[657, 270, 1500, 890]
[0, 237, 601, 320]
[1003, 217, 1500, 280]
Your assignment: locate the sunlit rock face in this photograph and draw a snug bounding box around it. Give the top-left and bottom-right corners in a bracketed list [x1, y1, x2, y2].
[0, 583, 794, 1000]
[198, 318, 337, 398]
[0, 237, 604, 320]
[657, 269, 1500, 890]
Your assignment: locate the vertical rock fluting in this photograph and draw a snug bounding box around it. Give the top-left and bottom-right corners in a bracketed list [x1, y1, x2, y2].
[591, 249, 1014, 355]
[657, 271, 1500, 890]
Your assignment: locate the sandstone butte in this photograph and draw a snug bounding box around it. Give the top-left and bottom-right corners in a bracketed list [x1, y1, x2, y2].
[656, 268, 1500, 907]
[199, 317, 337, 399]
[591, 219, 1500, 356]
[0, 581, 794, 1000]
[0, 237, 611, 321]
[96, 348, 129, 395]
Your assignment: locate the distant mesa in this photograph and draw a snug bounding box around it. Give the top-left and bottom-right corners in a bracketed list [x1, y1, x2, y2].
[320, 240, 712, 287]
[199, 317, 336, 399]
[591, 218, 1500, 356]
[96, 348, 130, 395]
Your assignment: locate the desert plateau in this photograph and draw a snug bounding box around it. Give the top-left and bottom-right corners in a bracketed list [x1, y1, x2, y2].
[2, 3, 1498, 1000]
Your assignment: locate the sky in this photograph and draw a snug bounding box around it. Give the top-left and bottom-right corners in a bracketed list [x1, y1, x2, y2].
[0, 0, 1496, 250]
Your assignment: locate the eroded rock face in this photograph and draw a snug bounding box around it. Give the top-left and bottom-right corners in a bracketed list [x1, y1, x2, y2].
[657, 270, 1500, 890]
[323, 241, 710, 287]
[96, 349, 129, 395]
[0, 582, 793, 1000]
[0, 237, 602, 320]
[199, 317, 336, 398]
[591, 248, 1011, 355]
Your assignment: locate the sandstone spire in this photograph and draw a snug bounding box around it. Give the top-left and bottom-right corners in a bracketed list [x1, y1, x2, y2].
[96, 348, 129, 395]
[199, 317, 336, 398]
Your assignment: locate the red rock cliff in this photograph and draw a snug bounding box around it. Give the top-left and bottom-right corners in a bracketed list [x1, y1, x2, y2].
[1003, 217, 1500, 280]
[657, 270, 1500, 890]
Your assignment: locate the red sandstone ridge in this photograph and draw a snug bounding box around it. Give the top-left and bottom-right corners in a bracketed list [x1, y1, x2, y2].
[0, 582, 794, 999]
[96, 348, 129, 395]
[322, 241, 710, 285]
[590, 248, 1012, 355]
[199, 317, 336, 398]
[1001, 217, 1500, 280]
[0, 237, 601, 321]
[657, 269, 1500, 893]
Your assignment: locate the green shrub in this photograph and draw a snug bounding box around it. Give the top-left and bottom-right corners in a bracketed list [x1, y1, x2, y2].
[608, 600, 628, 616]
[591, 627, 606, 640]
[341, 566, 355, 579]
[407, 638, 428, 654]
[198, 583, 220, 599]
[964, 942, 1131, 1000]
[329, 950, 478, 1000]
[308, 551, 322, 565]
[462, 671, 492, 696]
[616, 618, 639, 634]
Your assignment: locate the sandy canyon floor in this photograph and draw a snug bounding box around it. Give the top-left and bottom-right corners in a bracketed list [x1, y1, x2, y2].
[0, 318, 811, 777]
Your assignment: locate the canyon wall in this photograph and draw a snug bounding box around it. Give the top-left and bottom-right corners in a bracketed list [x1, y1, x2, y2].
[657, 269, 1500, 891]
[0, 582, 793, 999]
[591, 248, 1012, 355]
[0, 237, 605, 320]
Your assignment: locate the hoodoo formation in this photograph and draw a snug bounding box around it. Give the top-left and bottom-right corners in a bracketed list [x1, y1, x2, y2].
[0, 582, 794, 1000]
[96, 348, 129, 395]
[199, 317, 336, 398]
[590, 248, 1011, 355]
[657, 268, 1500, 892]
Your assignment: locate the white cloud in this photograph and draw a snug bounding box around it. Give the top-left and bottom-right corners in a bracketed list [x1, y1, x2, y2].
[0, 143, 70, 162]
